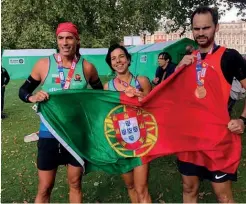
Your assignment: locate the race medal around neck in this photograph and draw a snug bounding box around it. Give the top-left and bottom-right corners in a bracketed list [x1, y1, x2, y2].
[195, 86, 207, 99]
[194, 49, 211, 99]
[115, 74, 140, 98]
[57, 54, 78, 89]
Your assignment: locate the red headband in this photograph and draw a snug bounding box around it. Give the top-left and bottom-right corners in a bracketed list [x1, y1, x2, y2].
[56, 22, 80, 40]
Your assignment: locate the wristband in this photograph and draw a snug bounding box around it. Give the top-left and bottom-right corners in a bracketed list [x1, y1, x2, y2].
[25, 94, 32, 102]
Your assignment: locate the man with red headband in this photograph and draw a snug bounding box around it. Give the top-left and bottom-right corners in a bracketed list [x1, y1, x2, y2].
[19, 22, 103, 203]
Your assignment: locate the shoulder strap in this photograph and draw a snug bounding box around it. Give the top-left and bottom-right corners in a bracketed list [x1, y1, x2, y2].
[133, 74, 142, 89]
[108, 78, 116, 91]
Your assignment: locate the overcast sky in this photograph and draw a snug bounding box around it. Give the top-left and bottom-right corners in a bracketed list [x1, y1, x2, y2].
[219, 6, 241, 22]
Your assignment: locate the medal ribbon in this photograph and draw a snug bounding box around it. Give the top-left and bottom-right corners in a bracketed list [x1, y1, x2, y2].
[116, 77, 129, 87]
[196, 44, 217, 86]
[115, 74, 141, 90]
[57, 54, 78, 89]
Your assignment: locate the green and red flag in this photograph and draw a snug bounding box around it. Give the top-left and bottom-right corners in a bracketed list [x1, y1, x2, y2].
[38, 64, 241, 174]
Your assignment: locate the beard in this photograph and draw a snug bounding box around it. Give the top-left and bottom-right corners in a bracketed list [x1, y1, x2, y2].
[194, 32, 215, 48]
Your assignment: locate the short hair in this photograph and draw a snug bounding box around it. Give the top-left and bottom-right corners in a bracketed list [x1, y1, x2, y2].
[158, 52, 172, 63]
[191, 6, 219, 26]
[105, 44, 131, 71]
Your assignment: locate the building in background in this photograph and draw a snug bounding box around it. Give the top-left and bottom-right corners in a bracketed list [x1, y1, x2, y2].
[124, 36, 143, 46]
[143, 21, 246, 54]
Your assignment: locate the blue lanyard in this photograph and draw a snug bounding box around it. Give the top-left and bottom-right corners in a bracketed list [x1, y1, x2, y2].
[115, 73, 142, 90]
[196, 53, 203, 86]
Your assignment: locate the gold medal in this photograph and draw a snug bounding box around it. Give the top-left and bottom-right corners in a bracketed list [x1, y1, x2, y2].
[195, 86, 207, 99]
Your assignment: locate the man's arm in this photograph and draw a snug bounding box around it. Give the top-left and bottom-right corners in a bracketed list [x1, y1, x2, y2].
[222, 49, 246, 85]
[152, 67, 161, 85]
[232, 52, 246, 124]
[19, 58, 49, 103]
[83, 60, 103, 89]
[228, 98, 246, 134]
[226, 50, 246, 134]
[176, 54, 196, 70]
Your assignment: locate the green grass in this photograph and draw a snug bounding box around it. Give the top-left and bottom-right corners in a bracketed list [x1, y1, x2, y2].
[1, 80, 246, 203]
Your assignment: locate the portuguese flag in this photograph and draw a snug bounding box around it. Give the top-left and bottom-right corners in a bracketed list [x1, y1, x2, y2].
[38, 65, 241, 174]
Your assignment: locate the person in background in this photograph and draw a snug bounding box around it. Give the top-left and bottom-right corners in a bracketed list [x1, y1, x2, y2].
[152, 52, 176, 86]
[228, 77, 246, 116]
[1, 66, 10, 119]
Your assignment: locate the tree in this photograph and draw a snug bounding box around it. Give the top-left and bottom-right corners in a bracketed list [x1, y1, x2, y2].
[1, 0, 245, 49]
[160, 0, 246, 34]
[1, 0, 165, 49]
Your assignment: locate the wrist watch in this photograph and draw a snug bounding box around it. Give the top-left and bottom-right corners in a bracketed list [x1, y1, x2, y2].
[239, 116, 246, 125]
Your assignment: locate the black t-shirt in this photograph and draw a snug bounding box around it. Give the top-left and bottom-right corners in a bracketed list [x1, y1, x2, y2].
[200, 46, 246, 84]
[154, 63, 176, 85]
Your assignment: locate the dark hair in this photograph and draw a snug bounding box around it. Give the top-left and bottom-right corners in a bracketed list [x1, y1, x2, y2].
[105, 44, 131, 71]
[191, 6, 219, 26]
[158, 52, 172, 63]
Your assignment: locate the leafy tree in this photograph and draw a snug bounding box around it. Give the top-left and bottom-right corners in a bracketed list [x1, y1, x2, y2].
[160, 0, 245, 34]
[1, 0, 245, 49]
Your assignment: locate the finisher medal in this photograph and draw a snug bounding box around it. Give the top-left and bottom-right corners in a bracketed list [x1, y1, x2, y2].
[195, 86, 207, 99]
[194, 44, 216, 99]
